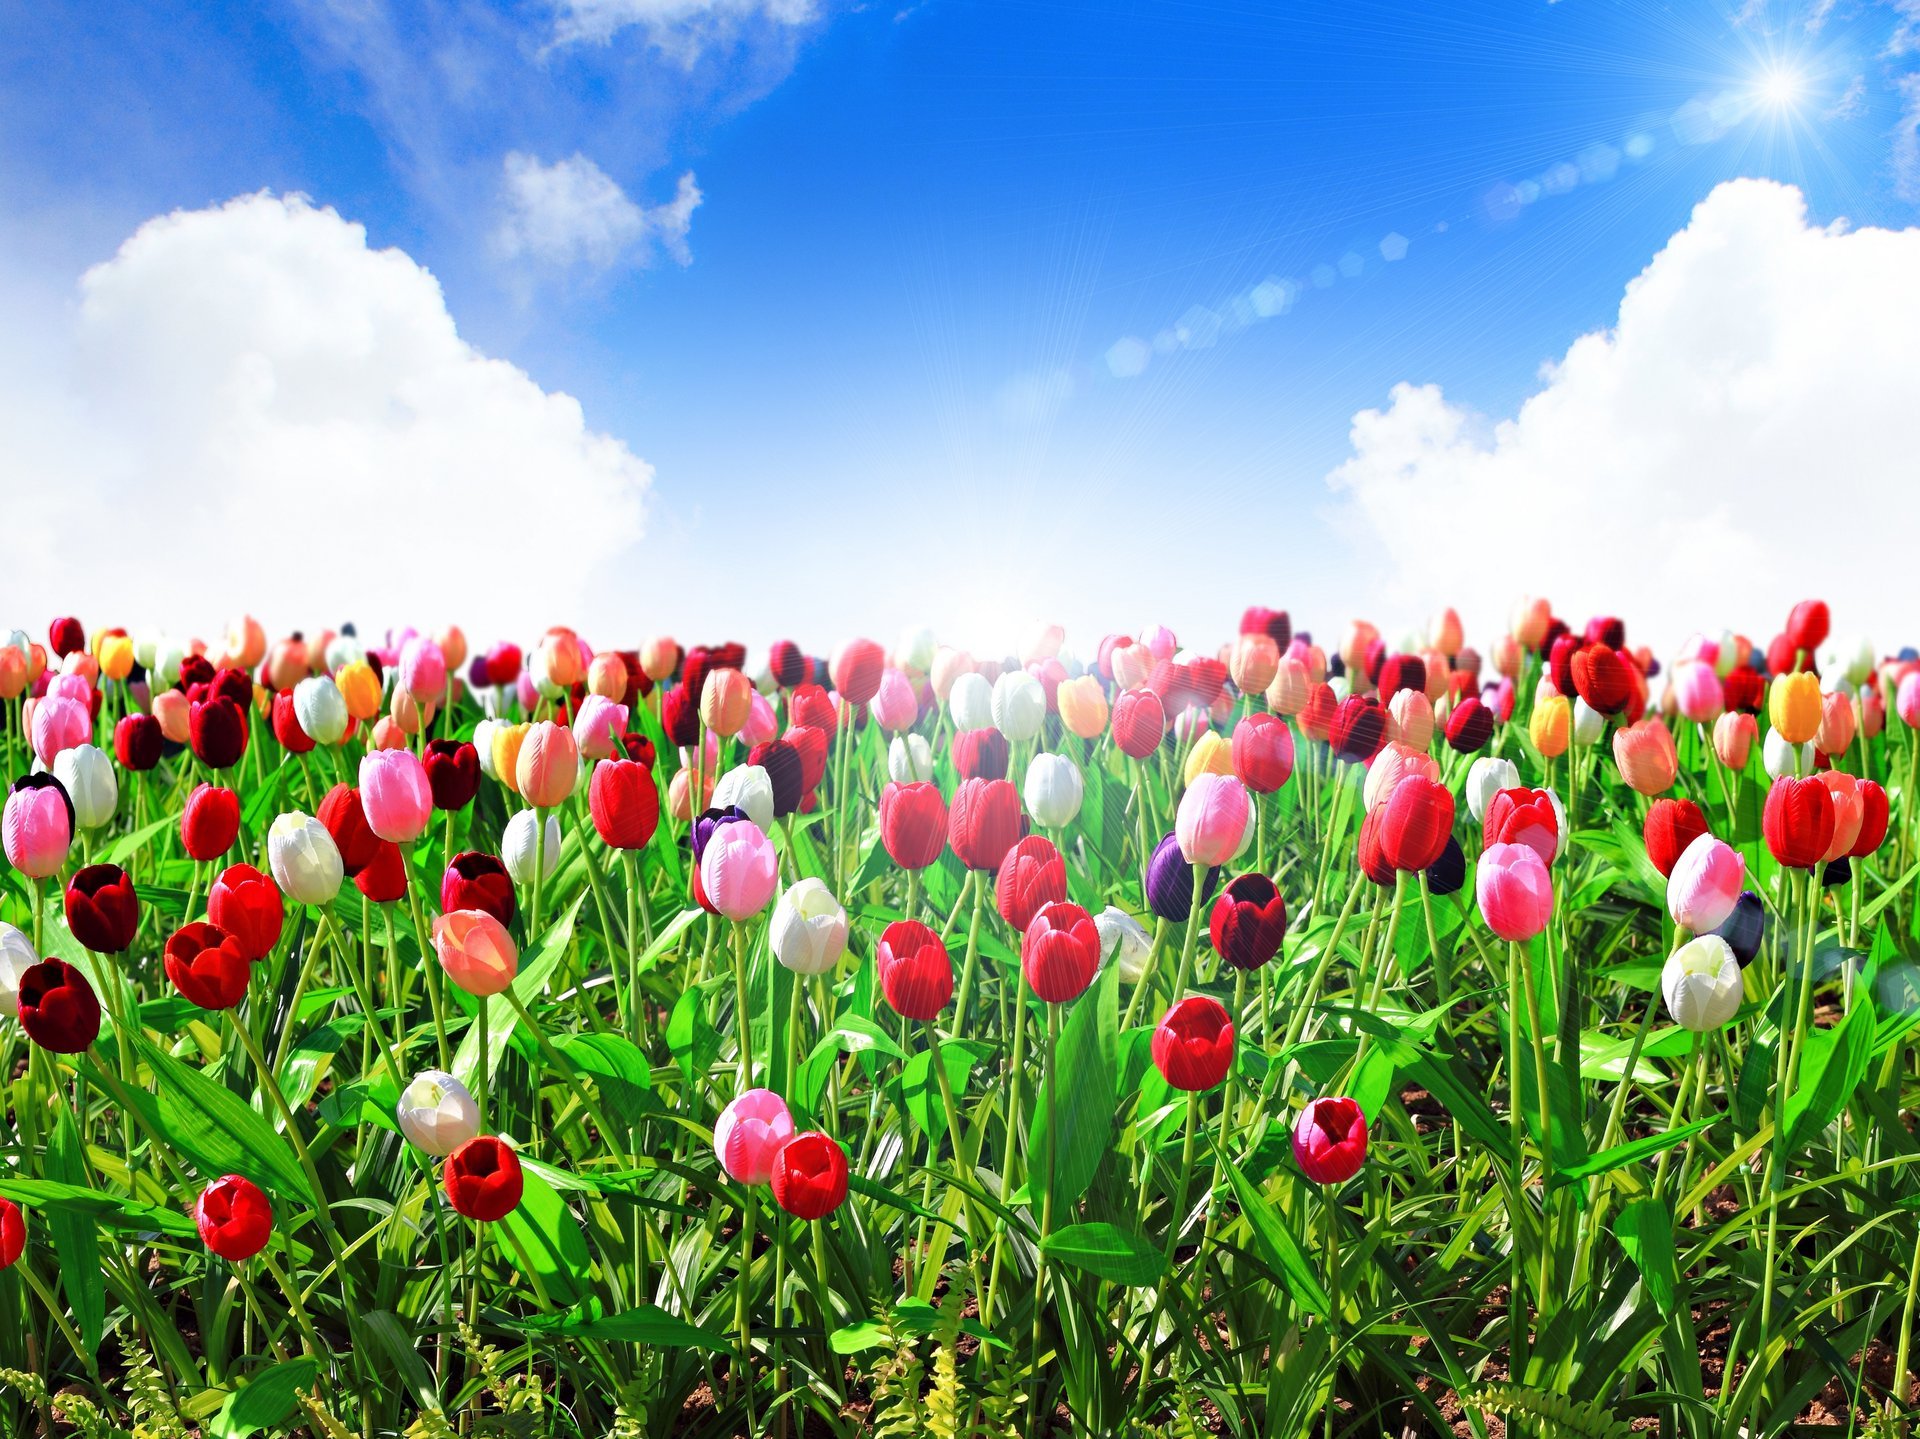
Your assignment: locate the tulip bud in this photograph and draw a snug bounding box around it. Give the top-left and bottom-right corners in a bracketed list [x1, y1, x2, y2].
[444, 1135, 524, 1222]
[1666, 834, 1744, 933]
[399, 1068, 484, 1155]
[52, 744, 116, 830]
[1570, 697, 1605, 747]
[196, 1174, 272, 1261]
[516, 721, 579, 809]
[887, 733, 934, 785]
[1056, 675, 1108, 739]
[358, 749, 433, 845]
[1023, 752, 1084, 830]
[268, 812, 344, 906]
[868, 669, 919, 734]
[770, 1131, 850, 1220]
[502, 809, 563, 886]
[1662, 935, 1742, 1031]
[699, 819, 778, 920]
[1768, 671, 1822, 745]
[1152, 995, 1235, 1091]
[1713, 711, 1757, 769]
[715, 1088, 794, 1184]
[769, 877, 848, 975]
[1613, 719, 1677, 796]
[3, 774, 74, 879]
[0, 923, 36, 1019]
[1476, 842, 1552, 942]
[434, 909, 519, 996]
[1293, 1096, 1368, 1184]
[1175, 773, 1250, 867]
[990, 670, 1045, 743]
[1762, 727, 1813, 779]
[1464, 756, 1518, 823]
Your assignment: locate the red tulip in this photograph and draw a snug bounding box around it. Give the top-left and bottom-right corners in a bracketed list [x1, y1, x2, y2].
[1376, 653, 1425, 698]
[768, 640, 808, 688]
[948, 778, 1021, 872]
[770, 1131, 850, 1219]
[1328, 695, 1387, 764]
[784, 724, 830, 793]
[1722, 665, 1765, 714]
[444, 1135, 524, 1222]
[995, 834, 1066, 932]
[1643, 798, 1709, 878]
[1784, 599, 1829, 659]
[207, 863, 284, 961]
[1151, 995, 1235, 1091]
[48, 616, 84, 658]
[424, 739, 481, 810]
[1240, 606, 1292, 647]
[354, 841, 410, 903]
[1484, 787, 1561, 869]
[1110, 687, 1166, 759]
[317, 783, 383, 878]
[181, 783, 241, 862]
[442, 852, 516, 927]
[879, 781, 947, 870]
[195, 1175, 272, 1260]
[164, 922, 252, 1010]
[951, 727, 1010, 781]
[1231, 712, 1294, 794]
[1021, 900, 1100, 1003]
[17, 959, 101, 1053]
[113, 713, 162, 772]
[1355, 807, 1396, 887]
[1763, 775, 1834, 871]
[1298, 683, 1337, 744]
[1293, 1095, 1369, 1184]
[0, 1198, 22, 1269]
[1570, 645, 1633, 715]
[789, 683, 839, 737]
[830, 639, 886, 707]
[876, 919, 953, 1020]
[589, 758, 660, 850]
[484, 642, 522, 687]
[1852, 780, 1890, 858]
[64, 863, 139, 953]
[270, 689, 315, 754]
[189, 695, 249, 770]
[1443, 697, 1495, 754]
[1377, 776, 1454, 872]
[1208, 872, 1287, 970]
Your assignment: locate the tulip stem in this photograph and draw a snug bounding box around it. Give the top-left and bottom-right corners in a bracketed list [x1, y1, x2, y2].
[733, 923, 755, 1090]
[405, 879, 451, 1071]
[953, 870, 987, 1032]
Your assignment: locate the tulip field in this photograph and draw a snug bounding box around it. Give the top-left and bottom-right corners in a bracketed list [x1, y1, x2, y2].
[5, 602, 1920, 1438]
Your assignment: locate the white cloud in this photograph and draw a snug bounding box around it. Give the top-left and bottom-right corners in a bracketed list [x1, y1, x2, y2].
[1326, 179, 1920, 652]
[495, 153, 702, 270]
[553, 0, 817, 52]
[0, 192, 650, 643]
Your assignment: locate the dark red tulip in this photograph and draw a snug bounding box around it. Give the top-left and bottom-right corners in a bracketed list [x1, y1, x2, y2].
[1585, 616, 1626, 650]
[210, 667, 253, 709]
[1111, 688, 1167, 759]
[1294, 1095, 1369, 1184]
[879, 781, 947, 871]
[1548, 634, 1583, 698]
[747, 739, 806, 817]
[682, 643, 744, 703]
[617, 730, 657, 768]
[423, 739, 480, 810]
[1378, 776, 1454, 872]
[113, 713, 162, 772]
[1209, 872, 1287, 970]
[270, 689, 315, 754]
[354, 841, 409, 903]
[1239, 606, 1292, 648]
[1485, 787, 1562, 869]
[164, 922, 252, 1010]
[660, 684, 698, 746]
[442, 851, 517, 927]
[1152, 995, 1235, 1091]
[1852, 780, 1890, 857]
[1763, 775, 1834, 870]
[1231, 712, 1294, 794]
[589, 758, 660, 850]
[1570, 646, 1633, 715]
[181, 783, 241, 863]
[64, 863, 139, 953]
[784, 725, 829, 793]
[0, 1198, 22, 1269]
[1722, 665, 1764, 713]
[1784, 599, 1830, 660]
[1443, 697, 1495, 754]
[1328, 696, 1387, 764]
[195, 1175, 272, 1260]
[789, 683, 839, 737]
[48, 617, 84, 658]
[771, 1131, 850, 1220]
[207, 864, 284, 961]
[768, 640, 809, 689]
[948, 778, 1022, 872]
[876, 919, 953, 1020]
[1376, 654, 1425, 699]
[951, 727, 1010, 781]
[1643, 798, 1709, 878]
[317, 783, 383, 878]
[995, 834, 1066, 932]
[189, 696, 249, 770]
[17, 959, 101, 1053]
[444, 1135, 524, 1222]
[1021, 900, 1101, 1004]
[1185, 656, 1229, 710]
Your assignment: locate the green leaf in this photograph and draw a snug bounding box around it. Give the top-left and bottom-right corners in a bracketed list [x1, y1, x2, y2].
[891, 1042, 985, 1139]
[209, 1357, 318, 1439]
[1025, 963, 1119, 1211]
[800, 1016, 906, 1115]
[518, 1301, 732, 1354]
[47, 1104, 103, 1352]
[0, 1178, 196, 1236]
[499, 1162, 595, 1306]
[1784, 990, 1876, 1151]
[554, 1032, 654, 1120]
[829, 1321, 889, 1354]
[667, 981, 724, 1087]
[1551, 1115, 1715, 1191]
[1615, 1196, 1679, 1317]
[450, 893, 585, 1093]
[103, 813, 178, 869]
[1402, 1052, 1511, 1161]
[1042, 1221, 1166, 1287]
[132, 1037, 313, 1200]
[1214, 1137, 1330, 1318]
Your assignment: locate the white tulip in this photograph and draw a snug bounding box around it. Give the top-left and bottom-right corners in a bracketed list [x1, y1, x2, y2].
[293, 675, 349, 746]
[1024, 752, 1084, 830]
[1571, 697, 1606, 747]
[1763, 728, 1814, 779]
[1713, 630, 1741, 678]
[151, 637, 187, 688]
[769, 877, 848, 975]
[888, 734, 934, 784]
[713, 765, 775, 833]
[325, 632, 365, 672]
[474, 719, 501, 779]
[1661, 935, 1742, 1032]
[54, 744, 117, 829]
[948, 671, 993, 730]
[1095, 907, 1154, 983]
[132, 629, 162, 668]
[1464, 756, 1518, 822]
[1327, 674, 1352, 703]
[992, 670, 1046, 743]
[897, 626, 937, 674]
[268, 812, 344, 906]
[0, 923, 38, 1019]
[396, 1070, 480, 1156]
[503, 809, 562, 886]
[1, 631, 29, 665]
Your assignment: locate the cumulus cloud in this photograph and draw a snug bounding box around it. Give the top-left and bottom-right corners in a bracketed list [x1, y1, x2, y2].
[0, 192, 651, 642]
[1325, 179, 1920, 652]
[495, 153, 702, 270]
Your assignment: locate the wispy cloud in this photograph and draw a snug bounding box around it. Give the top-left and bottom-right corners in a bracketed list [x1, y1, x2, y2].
[495, 154, 702, 271]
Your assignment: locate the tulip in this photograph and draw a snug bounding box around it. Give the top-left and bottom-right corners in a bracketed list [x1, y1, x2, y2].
[0, 1198, 21, 1269]
[533, 633, 586, 698]
[1024, 753, 1084, 830]
[1784, 599, 1829, 659]
[699, 819, 778, 920]
[1817, 771, 1865, 862]
[416, 739, 478, 812]
[1022, 900, 1101, 1003]
[714, 1089, 794, 1185]
[1769, 671, 1822, 745]
[17, 958, 100, 1052]
[1175, 773, 1250, 867]
[353, 841, 408, 903]
[875, 918, 953, 1019]
[1570, 645, 1633, 714]
[188, 695, 250, 771]
[357, 749, 433, 845]
[703, 763, 767, 834]
[1096, 906, 1154, 982]
[4, 774, 74, 879]
[1426, 833, 1467, 896]
[203, 863, 283, 962]
[490, 722, 531, 794]
[1145, 831, 1219, 921]
[1641, 797, 1709, 879]
[1665, 833, 1744, 933]
[668, 768, 714, 823]
[781, 726, 829, 792]
[829, 638, 886, 707]
[151, 689, 190, 744]
[699, 668, 753, 739]
[1713, 890, 1766, 965]
[1266, 656, 1311, 716]
[1229, 634, 1279, 697]
[501, 809, 562, 887]
[1763, 728, 1814, 779]
[1111, 687, 1167, 759]
[1714, 711, 1758, 770]
[571, 695, 629, 762]
[989, 670, 1045, 743]
[948, 778, 1021, 872]
[1442, 696, 1494, 754]
[887, 733, 934, 785]
[1671, 660, 1723, 723]
[53, 744, 116, 830]
[172, 783, 238, 865]
[1662, 935, 1742, 1031]
[1517, 694, 1565, 760]
[1056, 675, 1108, 740]
[1377, 776, 1454, 872]
[1294, 1095, 1369, 1184]
[1327, 695, 1387, 764]
[1483, 788, 1559, 868]
[1852, 779, 1890, 857]
[163, 921, 251, 1009]
[770, 1131, 850, 1220]
[1180, 731, 1232, 787]
[397, 637, 446, 705]
[770, 878, 848, 975]
[1477, 842, 1552, 942]
[0, 923, 36, 1018]
[1152, 995, 1235, 1091]
[196, 1175, 272, 1260]
[994, 834, 1066, 932]
[1815, 691, 1856, 757]
[109, 713, 161, 774]
[1613, 719, 1677, 796]
[516, 721, 579, 809]
[867, 669, 918, 734]
[440, 854, 514, 930]
[267, 812, 344, 906]
[1898, 672, 1920, 730]
[312, 785, 381, 879]
[1561, 698, 1601, 749]
[1464, 757, 1520, 823]
[1361, 742, 1439, 814]
[64, 863, 138, 953]
[396, 1070, 480, 1157]
[444, 1135, 524, 1222]
[1209, 872, 1287, 970]
[434, 909, 519, 997]
[1763, 775, 1834, 870]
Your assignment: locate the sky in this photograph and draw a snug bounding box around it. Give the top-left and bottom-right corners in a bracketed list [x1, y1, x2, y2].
[3, 0, 1919, 664]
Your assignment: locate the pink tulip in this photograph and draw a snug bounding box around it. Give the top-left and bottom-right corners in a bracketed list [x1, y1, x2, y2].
[699, 819, 778, 920]
[714, 1088, 794, 1186]
[1816, 692, 1855, 757]
[1387, 689, 1434, 751]
[46, 672, 92, 707]
[1713, 711, 1757, 770]
[1111, 642, 1152, 691]
[1175, 773, 1249, 867]
[358, 749, 433, 844]
[433, 909, 519, 997]
[153, 689, 191, 744]
[1671, 661, 1723, 723]
[868, 669, 918, 733]
[3, 778, 74, 879]
[1361, 742, 1439, 813]
[1818, 771, 1865, 862]
[1666, 833, 1744, 933]
[1476, 841, 1553, 942]
[516, 720, 579, 808]
[31, 696, 89, 766]
[399, 637, 447, 704]
[1140, 625, 1178, 663]
[573, 695, 629, 761]
[1613, 719, 1677, 796]
[739, 692, 778, 747]
[1293, 1096, 1369, 1184]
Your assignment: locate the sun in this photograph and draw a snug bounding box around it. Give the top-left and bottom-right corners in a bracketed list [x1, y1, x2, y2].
[1756, 64, 1806, 108]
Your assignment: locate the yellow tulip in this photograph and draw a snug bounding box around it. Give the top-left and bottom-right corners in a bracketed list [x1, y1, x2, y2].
[1182, 731, 1234, 785]
[491, 722, 531, 796]
[1768, 671, 1822, 745]
[335, 660, 383, 722]
[1530, 693, 1571, 758]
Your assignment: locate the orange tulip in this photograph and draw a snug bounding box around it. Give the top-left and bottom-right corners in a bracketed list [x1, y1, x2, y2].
[336, 660, 382, 722]
[491, 723, 531, 796]
[587, 652, 629, 701]
[516, 720, 579, 808]
[699, 668, 753, 738]
[1229, 634, 1279, 697]
[640, 636, 678, 684]
[1815, 691, 1856, 756]
[1266, 656, 1311, 716]
[1613, 718, 1677, 795]
[1056, 675, 1108, 740]
[1387, 689, 1434, 751]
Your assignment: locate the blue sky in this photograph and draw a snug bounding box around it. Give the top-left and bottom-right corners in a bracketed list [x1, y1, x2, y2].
[3, 0, 1919, 657]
